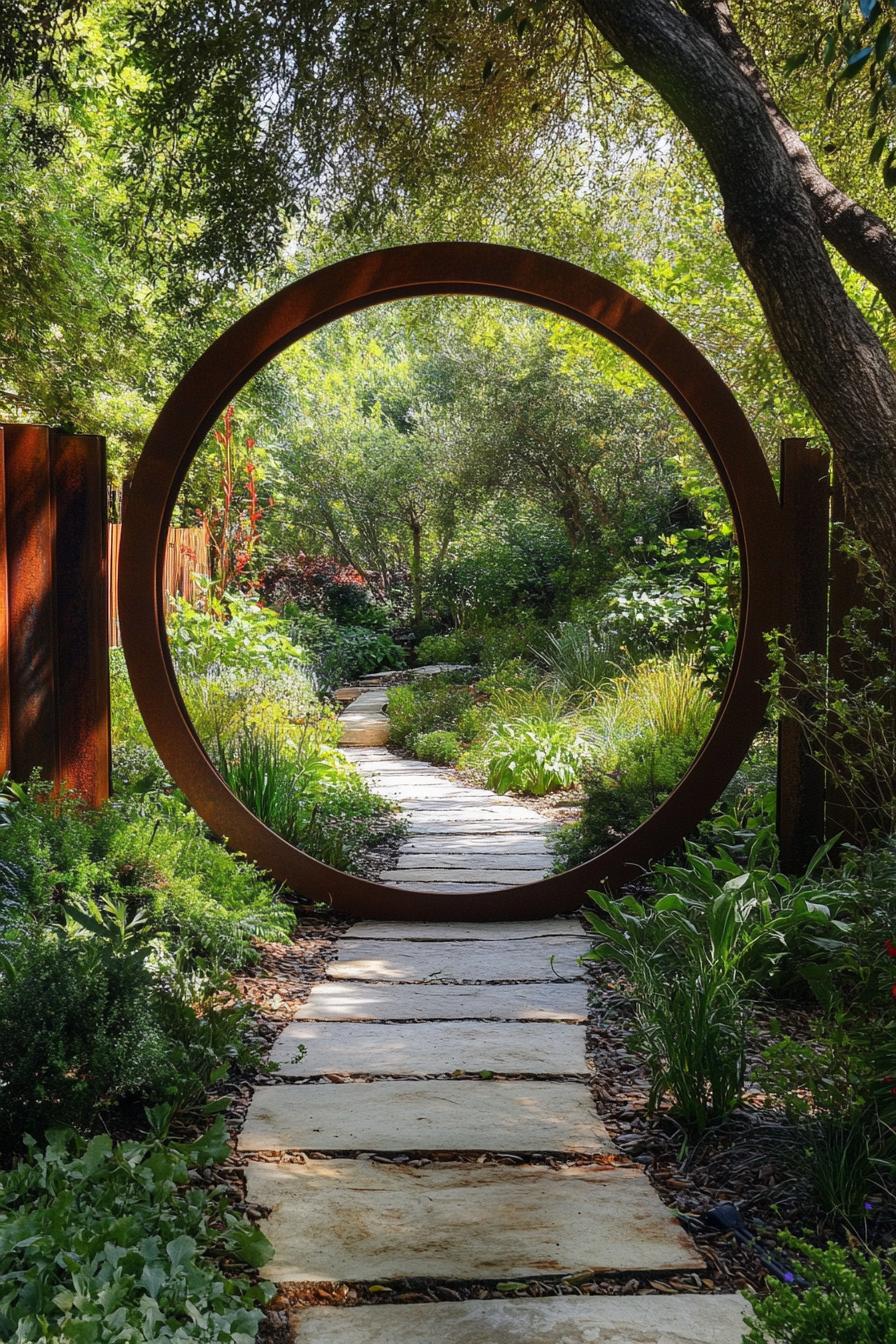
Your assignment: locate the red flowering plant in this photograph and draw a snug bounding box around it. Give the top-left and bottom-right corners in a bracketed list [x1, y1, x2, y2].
[197, 404, 273, 601]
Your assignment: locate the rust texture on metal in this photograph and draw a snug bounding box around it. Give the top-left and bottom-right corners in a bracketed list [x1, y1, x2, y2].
[0, 429, 9, 777]
[776, 439, 830, 871]
[52, 433, 112, 806]
[4, 423, 59, 781]
[0, 423, 111, 805]
[119, 243, 786, 919]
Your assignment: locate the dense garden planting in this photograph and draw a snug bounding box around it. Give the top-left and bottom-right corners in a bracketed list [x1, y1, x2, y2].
[4, 1, 896, 1336]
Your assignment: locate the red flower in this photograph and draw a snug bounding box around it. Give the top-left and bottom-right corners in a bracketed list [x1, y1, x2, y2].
[885, 938, 896, 959]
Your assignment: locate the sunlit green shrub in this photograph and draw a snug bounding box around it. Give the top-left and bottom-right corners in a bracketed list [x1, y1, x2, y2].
[478, 716, 597, 796]
[744, 1237, 896, 1343]
[214, 724, 403, 874]
[413, 729, 462, 766]
[387, 679, 476, 749]
[416, 629, 482, 665]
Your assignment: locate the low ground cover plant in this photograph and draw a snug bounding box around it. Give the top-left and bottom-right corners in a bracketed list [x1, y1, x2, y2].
[744, 1238, 896, 1343]
[0, 1119, 273, 1343]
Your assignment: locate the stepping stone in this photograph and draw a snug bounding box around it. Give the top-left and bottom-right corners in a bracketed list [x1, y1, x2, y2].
[402, 835, 550, 853]
[293, 982, 588, 1021]
[269, 1021, 588, 1076]
[326, 937, 590, 982]
[379, 867, 545, 884]
[344, 920, 584, 939]
[404, 817, 551, 833]
[290, 1295, 752, 1343]
[240, 1080, 609, 1154]
[387, 882, 526, 892]
[339, 691, 390, 747]
[391, 852, 549, 871]
[246, 1160, 704, 1283]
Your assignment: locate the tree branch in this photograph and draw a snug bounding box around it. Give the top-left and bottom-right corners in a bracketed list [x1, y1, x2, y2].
[681, 0, 896, 317]
[579, 0, 896, 578]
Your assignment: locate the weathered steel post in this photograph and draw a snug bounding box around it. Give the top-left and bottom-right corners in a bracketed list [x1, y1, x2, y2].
[776, 439, 830, 871]
[0, 423, 110, 806]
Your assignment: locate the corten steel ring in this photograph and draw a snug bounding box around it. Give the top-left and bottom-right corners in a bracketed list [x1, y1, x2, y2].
[119, 242, 784, 920]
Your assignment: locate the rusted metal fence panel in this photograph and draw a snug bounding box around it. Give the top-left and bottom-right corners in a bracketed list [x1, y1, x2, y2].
[53, 434, 111, 807]
[776, 439, 830, 872]
[108, 523, 209, 647]
[0, 423, 110, 804]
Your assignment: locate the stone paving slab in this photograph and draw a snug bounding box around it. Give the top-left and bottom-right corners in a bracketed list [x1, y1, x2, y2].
[379, 867, 546, 884]
[344, 920, 585, 939]
[403, 817, 552, 833]
[290, 1295, 752, 1343]
[391, 851, 550, 870]
[240, 1080, 610, 1154]
[269, 1020, 589, 1076]
[293, 982, 588, 1021]
[387, 880, 540, 892]
[326, 937, 590, 982]
[401, 835, 551, 853]
[247, 1161, 704, 1283]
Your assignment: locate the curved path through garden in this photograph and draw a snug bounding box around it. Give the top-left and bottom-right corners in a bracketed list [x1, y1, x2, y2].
[240, 918, 750, 1341]
[337, 671, 555, 894]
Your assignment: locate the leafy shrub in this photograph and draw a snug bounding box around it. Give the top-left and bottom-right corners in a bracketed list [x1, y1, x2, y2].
[416, 629, 482, 665]
[744, 1237, 896, 1343]
[555, 730, 703, 867]
[479, 716, 596, 796]
[168, 585, 310, 684]
[768, 534, 896, 841]
[285, 611, 405, 687]
[414, 730, 462, 766]
[0, 1120, 273, 1342]
[387, 679, 476, 749]
[0, 903, 259, 1144]
[214, 723, 404, 874]
[585, 889, 747, 1132]
[259, 552, 386, 626]
[0, 781, 292, 973]
[480, 610, 549, 670]
[553, 656, 716, 864]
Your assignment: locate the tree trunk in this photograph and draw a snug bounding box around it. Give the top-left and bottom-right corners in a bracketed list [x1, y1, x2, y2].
[409, 518, 424, 628]
[682, 0, 896, 319]
[579, 0, 896, 580]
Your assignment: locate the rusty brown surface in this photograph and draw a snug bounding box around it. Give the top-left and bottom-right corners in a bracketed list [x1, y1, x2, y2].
[776, 439, 830, 871]
[3, 423, 58, 782]
[52, 433, 111, 806]
[119, 243, 785, 919]
[0, 429, 9, 777]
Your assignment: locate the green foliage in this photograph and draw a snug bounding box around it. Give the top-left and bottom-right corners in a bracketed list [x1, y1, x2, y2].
[479, 716, 596, 796]
[554, 656, 715, 864]
[0, 1121, 273, 1342]
[768, 534, 896, 842]
[214, 723, 404, 875]
[535, 622, 619, 696]
[0, 901, 259, 1145]
[757, 1001, 896, 1222]
[285, 610, 405, 688]
[744, 1237, 896, 1344]
[0, 779, 292, 972]
[387, 678, 476, 749]
[168, 585, 311, 684]
[413, 729, 462, 766]
[416, 629, 483, 665]
[585, 890, 746, 1132]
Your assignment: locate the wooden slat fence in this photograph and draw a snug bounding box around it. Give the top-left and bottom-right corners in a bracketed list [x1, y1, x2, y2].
[108, 523, 210, 648]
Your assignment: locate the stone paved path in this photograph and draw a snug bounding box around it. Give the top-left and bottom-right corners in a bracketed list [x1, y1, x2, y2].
[243, 919, 749, 1341]
[340, 745, 554, 893]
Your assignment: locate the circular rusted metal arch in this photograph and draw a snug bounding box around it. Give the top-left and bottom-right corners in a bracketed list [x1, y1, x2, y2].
[119, 243, 783, 920]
